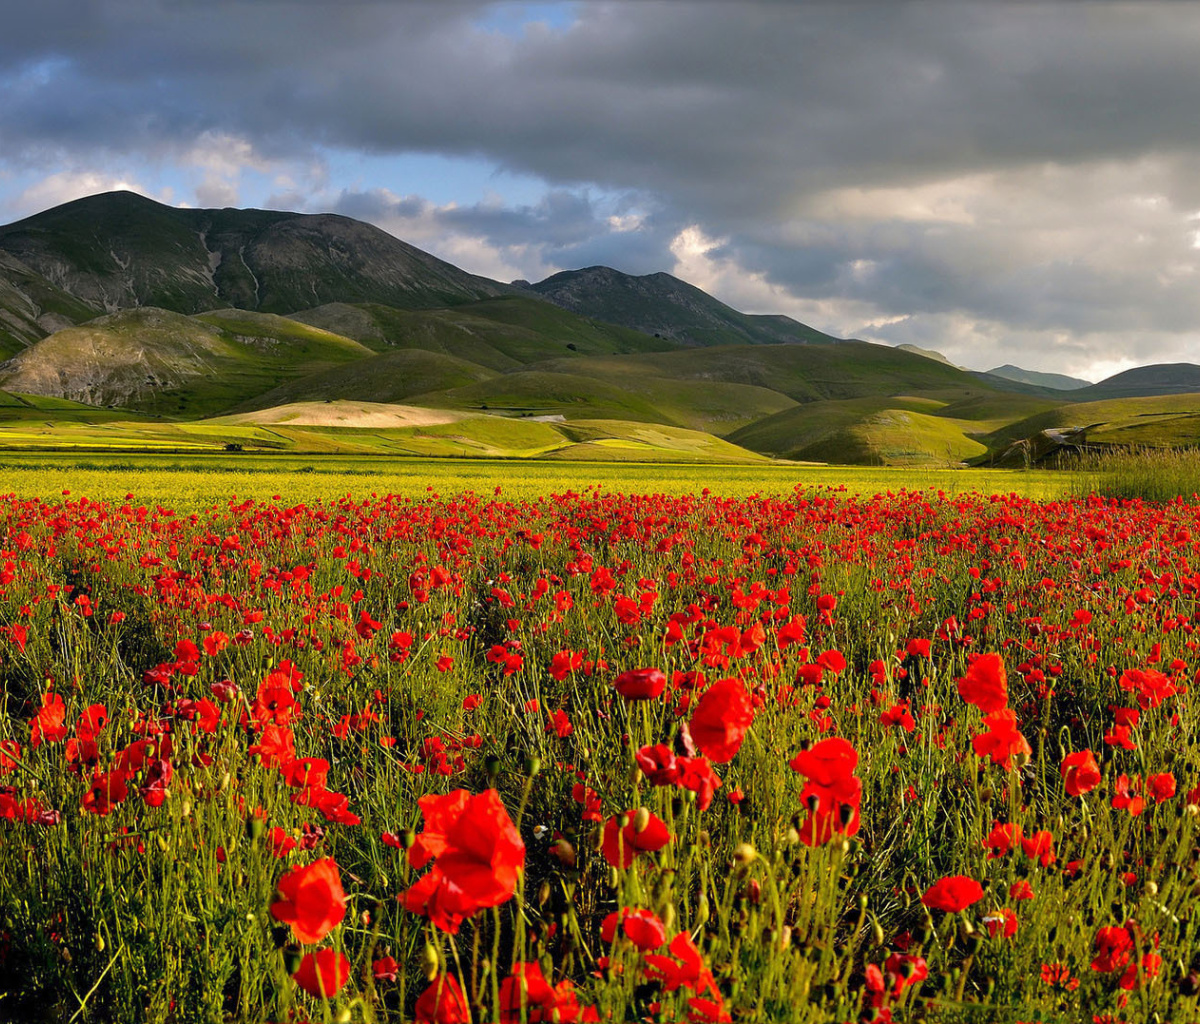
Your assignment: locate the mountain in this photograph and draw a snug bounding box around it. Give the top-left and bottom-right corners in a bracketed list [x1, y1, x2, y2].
[1069, 363, 1200, 401]
[525, 265, 844, 347]
[0, 190, 517, 316]
[0, 306, 372, 416]
[0, 250, 100, 357]
[986, 363, 1091, 391]
[898, 343, 958, 367]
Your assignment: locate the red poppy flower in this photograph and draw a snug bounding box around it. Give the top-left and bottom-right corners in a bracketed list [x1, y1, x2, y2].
[957, 653, 1008, 713]
[601, 809, 671, 868]
[292, 948, 350, 998]
[1091, 925, 1134, 974]
[1060, 749, 1101, 796]
[600, 907, 667, 951]
[406, 789, 525, 922]
[270, 858, 346, 944]
[415, 974, 470, 1023]
[498, 961, 588, 1023]
[921, 875, 984, 913]
[688, 678, 755, 763]
[971, 708, 1031, 769]
[1148, 772, 1176, 801]
[613, 667, 666, 700]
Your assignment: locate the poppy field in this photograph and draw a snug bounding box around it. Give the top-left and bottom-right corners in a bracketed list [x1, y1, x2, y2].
[2, 481, 1200, 1023]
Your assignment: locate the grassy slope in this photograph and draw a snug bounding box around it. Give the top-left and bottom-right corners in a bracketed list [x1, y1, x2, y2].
[729, 396, 987, 465]
[0, 307, 374, 419]
[291, 296, 677, 366]
[989, 392, 1200, 449]
[527, 340, 988, 404]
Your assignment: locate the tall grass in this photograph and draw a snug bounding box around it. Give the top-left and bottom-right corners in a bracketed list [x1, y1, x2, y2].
[1074, 445, 1200, 502]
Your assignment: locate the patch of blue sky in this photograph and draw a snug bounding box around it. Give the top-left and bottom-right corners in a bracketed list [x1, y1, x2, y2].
[472, 2, 580, 37]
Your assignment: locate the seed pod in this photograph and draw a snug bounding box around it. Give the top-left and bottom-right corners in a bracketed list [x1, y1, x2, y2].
[422, 941, 440, 981]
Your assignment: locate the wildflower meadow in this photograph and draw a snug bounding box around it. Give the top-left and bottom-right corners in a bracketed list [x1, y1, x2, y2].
[1, 483, 1199, 1023]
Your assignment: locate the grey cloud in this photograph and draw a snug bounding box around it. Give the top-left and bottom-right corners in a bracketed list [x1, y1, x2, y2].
[7, 3, 1200, 373]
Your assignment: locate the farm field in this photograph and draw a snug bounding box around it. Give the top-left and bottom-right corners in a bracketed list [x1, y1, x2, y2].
[0, 453, 1082, 509]
[2, 470, 1199, 1023]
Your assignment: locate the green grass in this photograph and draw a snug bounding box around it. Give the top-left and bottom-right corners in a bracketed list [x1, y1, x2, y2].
[728, 397, 989, 466]
[235, 349, 498, 410]
[985, 392, 1200, 450]
[292, 296, 675, 368]
[0, 451, 1082, 509]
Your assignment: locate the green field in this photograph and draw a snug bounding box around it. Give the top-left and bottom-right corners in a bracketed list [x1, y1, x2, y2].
[0, 451, 1083, 509]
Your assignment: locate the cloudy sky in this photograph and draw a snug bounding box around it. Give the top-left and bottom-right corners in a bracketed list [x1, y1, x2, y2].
[4, 2, 1200, 379]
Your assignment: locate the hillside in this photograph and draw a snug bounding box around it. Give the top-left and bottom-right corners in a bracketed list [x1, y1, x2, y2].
[526, 265, 844, 346]
[1068, 363, 1200, 401]
[985, 392, 1200, 452]
[0, 250, 100, 357]
[525, 340, 988, 404]
[986, 363, 1092, 391]
[289, 296, 675, 368]
[0, 306, 372, 416]
[0, 191, 517, 316]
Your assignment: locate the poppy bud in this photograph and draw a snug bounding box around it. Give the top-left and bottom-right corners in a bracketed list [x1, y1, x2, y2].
[632, 807, 651, 833]
[421, 942, 439, 981]
[551, 839, 576, 867]
[733, 842, 757, 865]
[400, 829, 416, 849]
[485, 754, 501, 781]
[94, 933, 105, 952]
[537, 880, 551, 907]
[247, 814, 266, 841]
[335, 1009, 351, 1024]
[524, 755, 541, 776]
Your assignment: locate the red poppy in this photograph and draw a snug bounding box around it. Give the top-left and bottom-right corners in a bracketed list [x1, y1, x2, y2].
[957, 653, 1008, 713]
[270, 858, 346, 945]
[971, 708, 1031, 769]
[415, 974, 470, 1024]
[292, 948, 350, 998]
[1021, 830, 1056, 868]
[1148, 772, 1176, 801]
[600, 907, 667, 951]
[789, 737, 862, 845]
[498, 961, 589, 1022]
[601, 809, 671, 868]
[921, 875, 984, 913]
[1091, 925, 1134, 973]
[1060, 749, 1101, 796]
[613, 667, 666, 700]
[688, 678, 755, 763]
[405, 789, 525, 930]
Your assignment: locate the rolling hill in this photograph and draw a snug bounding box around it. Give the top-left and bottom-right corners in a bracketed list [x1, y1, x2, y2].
[525, 265, 845, 347]
[986, 364, 1092, 391]
[0, 306, 372, 416]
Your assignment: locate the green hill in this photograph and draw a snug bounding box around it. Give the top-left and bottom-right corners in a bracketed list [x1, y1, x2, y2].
[238, 349, 498, 409]
[289, 296, 676, 367]
[1068, 364, 1200, 401]
[729, 396, 988, 466]
[409, 368, 796, 434]
[0, 307, 372, 417]
[987, 393, 1200, 451]
[526, 340, 990, 404]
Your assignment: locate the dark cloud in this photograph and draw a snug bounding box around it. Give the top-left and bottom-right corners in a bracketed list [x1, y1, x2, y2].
[5, 2, 1200, 372]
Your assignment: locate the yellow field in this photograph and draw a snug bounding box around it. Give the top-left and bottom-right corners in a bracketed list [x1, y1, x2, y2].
[0, 451, 1083, 509]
